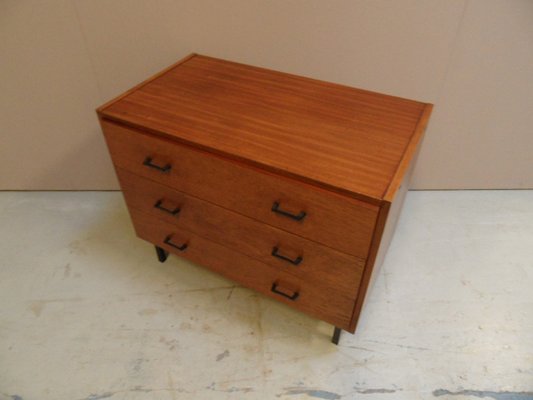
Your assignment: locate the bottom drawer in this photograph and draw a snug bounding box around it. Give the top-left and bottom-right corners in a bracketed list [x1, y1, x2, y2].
[130, 208, 357, 331]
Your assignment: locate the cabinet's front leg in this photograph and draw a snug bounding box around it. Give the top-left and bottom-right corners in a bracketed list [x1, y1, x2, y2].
[332, 327, 342, 345]
[155, 246, 169, 263]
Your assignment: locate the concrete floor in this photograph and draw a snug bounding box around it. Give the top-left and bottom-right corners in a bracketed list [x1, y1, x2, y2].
[0, 191, 532, 400]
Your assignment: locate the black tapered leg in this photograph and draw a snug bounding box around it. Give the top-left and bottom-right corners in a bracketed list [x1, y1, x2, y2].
[155, 246, 169, 263]
[332, 327, 342, 345]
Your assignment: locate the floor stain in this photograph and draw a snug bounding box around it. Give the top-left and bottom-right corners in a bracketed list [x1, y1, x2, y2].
[226, 387, 254, 393]
[179, 321, 192, 330]
[205, 383, 253, 393]
[69, 240, 87, 255]
[345, 345, 378, 353]
[63, 263, 71, 278]
[29, 301, 44, 317]
[355, 388, 399, 394]
[85, 393, 114, 400]
[138, 308, 158, 316]
[226, 286, 236, 300]
[80, 386, 188, 400]
[167, 372, 177, 400]
[433, 389, 533, 400]
[27, 297, 83, 317]
[216, 350, 230, 361]
[223, 387, 253, 393]
[280, 388, 341, 399]
[159, 336, 179, 351]
[365, 339, 431, 352]
[176, 285, 235, 294]
[516, 368, 533, 374]
[128, 358, 146, 375]
[460, 278, 485, 297]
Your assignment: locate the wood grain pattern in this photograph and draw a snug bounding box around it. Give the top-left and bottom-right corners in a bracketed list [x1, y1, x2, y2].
[98, 54, 429, 202]
[117, 168, 365, 295]
[102, 120, 378, 258]
[96, 53, 197, 114]
[130, 208, 356, 330]
[384, 103, 433, 202]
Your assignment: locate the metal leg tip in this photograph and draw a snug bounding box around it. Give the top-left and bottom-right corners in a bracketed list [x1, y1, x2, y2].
[332, 327, 341, 345]
[155, 246, 169, 263]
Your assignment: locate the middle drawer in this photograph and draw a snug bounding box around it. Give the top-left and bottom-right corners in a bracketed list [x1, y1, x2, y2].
[118, 168, 365, 296]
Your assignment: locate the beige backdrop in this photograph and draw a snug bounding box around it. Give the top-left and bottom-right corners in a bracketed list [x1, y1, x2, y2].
[1, 0, 532, 190]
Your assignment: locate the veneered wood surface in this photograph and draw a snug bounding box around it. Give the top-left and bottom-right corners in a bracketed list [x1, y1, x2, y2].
[99, 54, 429, 201]
[96, 53, 197, 114]
[130, 208, 356, 330]
[117, 168, 365, 294]
[384, 103, 433, 201]
[102, 121, 378, 258]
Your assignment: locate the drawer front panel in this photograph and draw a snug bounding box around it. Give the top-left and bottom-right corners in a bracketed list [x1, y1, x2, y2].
[118, 168, 364, 296]
[102, 120, 378, 258]
[130, 208, 356, 330]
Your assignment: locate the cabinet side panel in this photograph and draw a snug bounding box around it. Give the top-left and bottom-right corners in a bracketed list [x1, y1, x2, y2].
[348, 144, 419, 333]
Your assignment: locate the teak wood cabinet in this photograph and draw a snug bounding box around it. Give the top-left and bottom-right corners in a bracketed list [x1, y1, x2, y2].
[97, 54, 432, 344]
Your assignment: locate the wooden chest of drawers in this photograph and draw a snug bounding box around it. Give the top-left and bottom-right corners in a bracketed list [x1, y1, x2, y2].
[97, 54, 432, 343]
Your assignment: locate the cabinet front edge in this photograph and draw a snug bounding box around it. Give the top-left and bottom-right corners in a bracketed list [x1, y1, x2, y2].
[347, 200, 391, 333]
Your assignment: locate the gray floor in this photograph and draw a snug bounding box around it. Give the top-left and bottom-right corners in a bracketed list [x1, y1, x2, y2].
[0, 191, 532, 400]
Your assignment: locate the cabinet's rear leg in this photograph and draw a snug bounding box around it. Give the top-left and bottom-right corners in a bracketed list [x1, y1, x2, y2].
[155, 246, 169, 263]
[332, 327, 342, 345]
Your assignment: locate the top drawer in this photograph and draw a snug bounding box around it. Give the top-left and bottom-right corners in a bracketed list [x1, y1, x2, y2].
[101, 120, 378, 259]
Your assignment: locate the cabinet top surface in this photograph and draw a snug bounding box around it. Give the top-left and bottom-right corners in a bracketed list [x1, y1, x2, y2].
[99, 54, 431, 202]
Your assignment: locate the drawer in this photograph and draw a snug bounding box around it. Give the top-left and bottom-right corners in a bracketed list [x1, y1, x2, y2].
[102, 120, 378, 258]
[130, 208, 357, 331]
[118, 168, 365, 295]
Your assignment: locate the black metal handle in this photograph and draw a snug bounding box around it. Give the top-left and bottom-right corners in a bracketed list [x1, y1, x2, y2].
[154, 200, 181, 215]
[271, 283, 299, 301]
[271, 246, 302, 265]
[271, 201, 306, 221]
[143, 157, 171, 173]
[163, 235, 188, 251]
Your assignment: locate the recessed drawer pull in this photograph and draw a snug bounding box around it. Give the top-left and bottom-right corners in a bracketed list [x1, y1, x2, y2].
[154, 200, 181, 215]
[271, 201, 306, 221]
[271, 282, 299, 301]
[143, 157, 171, 173]
[271, 246, 303, 265]
[163, 235, 188, 251]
